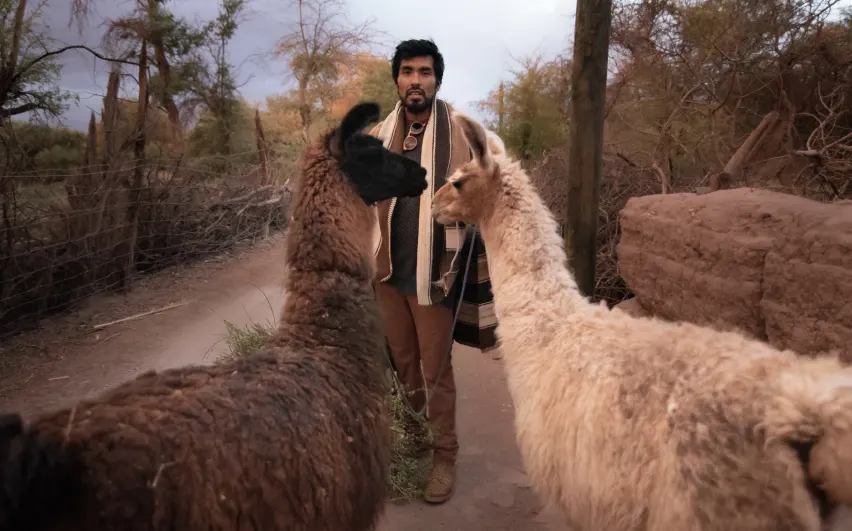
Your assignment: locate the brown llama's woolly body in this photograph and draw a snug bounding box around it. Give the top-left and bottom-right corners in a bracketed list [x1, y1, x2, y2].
[22, 347, 388, 531]
[0, 102, 427, 531]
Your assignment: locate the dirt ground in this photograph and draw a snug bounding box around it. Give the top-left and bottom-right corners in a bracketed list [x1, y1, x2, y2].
[0, 232, 565, 530]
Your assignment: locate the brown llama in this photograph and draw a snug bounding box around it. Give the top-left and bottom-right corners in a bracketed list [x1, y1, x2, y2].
[0, 102, 428, 531]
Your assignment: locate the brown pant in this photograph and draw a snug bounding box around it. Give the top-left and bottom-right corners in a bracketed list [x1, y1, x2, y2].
[375, 281, 458, 460]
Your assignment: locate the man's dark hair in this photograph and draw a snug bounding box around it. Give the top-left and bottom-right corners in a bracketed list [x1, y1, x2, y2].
[391, 39, 444, 86]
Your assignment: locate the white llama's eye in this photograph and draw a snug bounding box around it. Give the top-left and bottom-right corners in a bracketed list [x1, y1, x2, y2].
[452, 180, 462, 190]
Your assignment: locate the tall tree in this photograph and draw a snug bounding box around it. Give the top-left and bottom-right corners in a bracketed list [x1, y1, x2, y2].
[103, 0, 209, 145]
[182, 0, 246, 155]
[275, 0, 379, 142]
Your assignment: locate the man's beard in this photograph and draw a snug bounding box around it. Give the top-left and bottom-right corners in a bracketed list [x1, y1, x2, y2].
[402, 90, 433, 114]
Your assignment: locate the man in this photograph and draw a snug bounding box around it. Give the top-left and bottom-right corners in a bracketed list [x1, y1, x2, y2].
[367, 39, 498, 504]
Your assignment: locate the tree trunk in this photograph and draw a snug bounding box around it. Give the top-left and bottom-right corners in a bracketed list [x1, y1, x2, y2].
[298, 76, 312, 143]
[147, 0, 183, 148]
[0, 0, 28, 105]
[255, 107, 270, 185]
[121, 41, 149, 292]
[565, 0, 613, 298]
[102, 71, 120, 165]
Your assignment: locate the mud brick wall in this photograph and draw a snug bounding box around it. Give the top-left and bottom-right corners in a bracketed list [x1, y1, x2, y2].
[616, 188, 852, 360]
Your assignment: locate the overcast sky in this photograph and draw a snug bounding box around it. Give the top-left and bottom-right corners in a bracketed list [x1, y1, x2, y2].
[33, 0, 575, 131]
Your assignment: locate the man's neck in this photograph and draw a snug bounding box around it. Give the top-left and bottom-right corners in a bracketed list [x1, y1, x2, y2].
[404, 106, 432, 125]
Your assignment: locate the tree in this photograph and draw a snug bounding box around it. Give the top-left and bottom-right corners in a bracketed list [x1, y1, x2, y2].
[275, 0, 380, 142]
[0, 0, 136, 120]
[325, 53, 398, 119]
[187, 98, 257, 163]
[477, 54, 571, 162]
[103, 0, 209, 144]
[603, 0, 852, 198]
[354, 54, 398, 116]
[181, 0, 246, 156]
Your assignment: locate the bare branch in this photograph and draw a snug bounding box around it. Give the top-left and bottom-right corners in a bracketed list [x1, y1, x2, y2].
[12, 45, 139, 88]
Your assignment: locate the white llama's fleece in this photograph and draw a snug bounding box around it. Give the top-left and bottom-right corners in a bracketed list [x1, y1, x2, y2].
[431, 113, 852, 531]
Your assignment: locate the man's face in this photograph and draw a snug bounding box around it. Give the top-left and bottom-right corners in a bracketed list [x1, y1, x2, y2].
[396, 55, 439, 114]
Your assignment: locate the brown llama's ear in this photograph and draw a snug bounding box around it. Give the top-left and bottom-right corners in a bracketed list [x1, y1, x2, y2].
[455, 113, 494, 171]
[340, 102, 380, 144]
[327, 102, 381, 159]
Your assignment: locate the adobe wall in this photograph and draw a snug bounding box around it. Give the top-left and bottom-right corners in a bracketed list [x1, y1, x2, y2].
[616, 188, 852, 361]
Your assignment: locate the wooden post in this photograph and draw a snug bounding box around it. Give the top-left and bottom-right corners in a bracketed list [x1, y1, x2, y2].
[255, 107, 270, 185]
[565, 0, 613, 298]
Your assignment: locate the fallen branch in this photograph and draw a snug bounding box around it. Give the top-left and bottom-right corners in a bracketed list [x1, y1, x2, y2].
[217, 185, 276, 206]
[711, 110, 782, 191]
[92, 301, 188, 330]
[236, 195, 283, 217]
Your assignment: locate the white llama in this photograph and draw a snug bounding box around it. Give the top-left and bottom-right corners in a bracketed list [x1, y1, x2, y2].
[430, 111, 852, 531]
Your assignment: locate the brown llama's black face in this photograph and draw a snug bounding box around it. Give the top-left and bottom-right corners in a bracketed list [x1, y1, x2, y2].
[330, 102, 427, 206]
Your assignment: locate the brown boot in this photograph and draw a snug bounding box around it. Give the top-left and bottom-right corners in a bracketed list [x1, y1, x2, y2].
[423, 454, 456, 504]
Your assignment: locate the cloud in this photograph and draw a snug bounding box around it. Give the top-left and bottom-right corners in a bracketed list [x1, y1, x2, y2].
[28, 0, 575, 131]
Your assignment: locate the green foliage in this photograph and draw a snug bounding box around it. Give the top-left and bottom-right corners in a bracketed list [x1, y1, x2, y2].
[187, 98, 258, 165]
[32, 143, 83, 170]
[105, 0, 245, 141]
[155, 10, 209, 58]
[181, 0, 246, 157]
[0, 0, 79, 119]
[477, 55, 570, 162]
[1, 120, 85, 174]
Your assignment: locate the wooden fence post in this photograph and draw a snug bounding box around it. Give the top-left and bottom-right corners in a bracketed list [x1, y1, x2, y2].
[565, 0, 614, 297]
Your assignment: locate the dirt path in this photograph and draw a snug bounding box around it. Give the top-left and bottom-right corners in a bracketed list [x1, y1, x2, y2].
[0, 233, 564, 530]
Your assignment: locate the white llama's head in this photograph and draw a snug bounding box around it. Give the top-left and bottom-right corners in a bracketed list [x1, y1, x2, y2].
[432, 112, 502, 225]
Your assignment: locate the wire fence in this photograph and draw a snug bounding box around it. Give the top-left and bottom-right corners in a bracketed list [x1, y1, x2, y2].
[0, 153, 292, 339]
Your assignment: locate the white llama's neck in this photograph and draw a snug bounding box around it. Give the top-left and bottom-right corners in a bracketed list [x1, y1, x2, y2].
[478, 163, 591, 350]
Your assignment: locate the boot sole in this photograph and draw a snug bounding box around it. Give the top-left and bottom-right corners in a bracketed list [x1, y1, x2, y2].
[423, 491, 453, 504]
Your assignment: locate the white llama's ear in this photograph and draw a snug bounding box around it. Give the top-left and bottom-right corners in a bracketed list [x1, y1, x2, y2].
[454, 112, 494, 171]
[485, 130, 506, 156]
